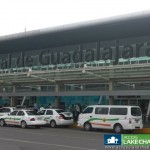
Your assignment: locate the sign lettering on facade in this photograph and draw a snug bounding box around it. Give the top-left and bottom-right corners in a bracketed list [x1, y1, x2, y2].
[0, 39, 150, 69]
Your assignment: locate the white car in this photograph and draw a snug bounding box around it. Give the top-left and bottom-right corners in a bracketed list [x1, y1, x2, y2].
[37, 109, 74, 127]
[0, 109, 46, 128]
[0, 107, 15, 116]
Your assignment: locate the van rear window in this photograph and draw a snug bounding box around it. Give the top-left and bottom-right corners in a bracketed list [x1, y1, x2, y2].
[109, 108, 127, 115]
[131, 107, 141, 116]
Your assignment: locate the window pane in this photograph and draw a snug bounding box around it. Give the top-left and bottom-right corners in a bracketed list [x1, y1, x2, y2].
[17, 111, 25, 116]
[131, 107, 141, 116]
[83, 107, 93, 114]
[95, 107, 108, 114]
[110, 108, 127, 115]
[10, 111, 18, 116]
[4, 108, 11, 112]
[0, 108, 3, 112]
[46, 110, 53, 115]
[26, 111, 38, 116]
[55, 110, 65, 114]
[38, 110, 46, 115]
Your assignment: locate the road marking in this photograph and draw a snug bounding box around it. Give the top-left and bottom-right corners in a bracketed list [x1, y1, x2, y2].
[0, 128, 103, 142]
[0, 137, 98, 150]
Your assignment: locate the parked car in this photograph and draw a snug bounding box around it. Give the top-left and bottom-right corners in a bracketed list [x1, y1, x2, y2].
[37, 109, 74, 127]
[0, 107, 15, 116]
[0, 109, 46, 128]
[78, 105, 143, 133]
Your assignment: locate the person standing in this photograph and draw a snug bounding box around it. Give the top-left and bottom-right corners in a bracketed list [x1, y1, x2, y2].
[49, 103, 52, 108]
[75, 103, 81, 122]
[33, 103, 38, 112]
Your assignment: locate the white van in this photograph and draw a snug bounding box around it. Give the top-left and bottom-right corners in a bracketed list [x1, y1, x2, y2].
[78, 105, 143, 133]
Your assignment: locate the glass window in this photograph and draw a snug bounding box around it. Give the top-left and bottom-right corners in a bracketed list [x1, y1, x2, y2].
[131, 107, 141, 116]
[0, 108, 10, 113]
[0, 108, 3, 112]
[3, 108, 11, 113]
[10, 111, 18, 116]
[17, 111, 25, 116]
[95, 107, 108, 114]
[82, 107, 93, 114]
[46, 110, 53, 115]
[55, 110, 65, 114]
[110, 108, 127, 115]
[26, 111, 38, 116]
[37, 110, 46, 115]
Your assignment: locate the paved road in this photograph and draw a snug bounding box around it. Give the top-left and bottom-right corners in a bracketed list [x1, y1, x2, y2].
[0, 126, 107, 150]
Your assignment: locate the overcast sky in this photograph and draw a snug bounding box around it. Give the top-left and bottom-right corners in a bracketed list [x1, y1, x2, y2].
[0, 0, 150, 36]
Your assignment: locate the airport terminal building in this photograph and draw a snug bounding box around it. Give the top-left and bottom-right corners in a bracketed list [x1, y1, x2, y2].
[0, 11, 150, 121]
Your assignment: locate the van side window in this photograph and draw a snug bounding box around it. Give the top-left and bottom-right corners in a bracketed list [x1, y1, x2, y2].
[110, 108, 127, 115]
[95, 107, 108, 114]
[83, 107, 93, 114]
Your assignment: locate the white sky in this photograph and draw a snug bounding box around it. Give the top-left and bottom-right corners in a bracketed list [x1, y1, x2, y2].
[0, 0, 150, 36]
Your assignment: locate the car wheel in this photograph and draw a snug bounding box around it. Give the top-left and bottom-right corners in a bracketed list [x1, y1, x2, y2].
[114, 124, 123, 134]
[50, 120, 56, 128]
[84, 122, 92, 131]
[0, 119, 5, 127]
[21, 121, 27, 129]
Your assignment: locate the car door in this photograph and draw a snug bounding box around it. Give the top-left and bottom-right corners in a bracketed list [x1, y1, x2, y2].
[15, 111, 25, 125]
[5, 110, 18, 125]
[37, 109, 46, 121]
[44, 110, 53, 124]
[94, 107, 109, 129]
[79, 107, 94, 125]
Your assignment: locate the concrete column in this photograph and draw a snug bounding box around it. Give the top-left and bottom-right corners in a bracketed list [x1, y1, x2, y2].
[55, 83, 60, 108]
[108, 81, 114, 105]
[10, 86, 16, 107]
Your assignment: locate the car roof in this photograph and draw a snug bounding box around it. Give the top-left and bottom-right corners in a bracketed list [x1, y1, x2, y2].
[86, 105, 140, 108]
[14, 109, 34, 111]
[0, 107, 15, 109]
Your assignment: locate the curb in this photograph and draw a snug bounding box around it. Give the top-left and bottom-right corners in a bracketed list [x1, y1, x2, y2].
[134, 128, 150, 134]
[70, 123, 150, 133]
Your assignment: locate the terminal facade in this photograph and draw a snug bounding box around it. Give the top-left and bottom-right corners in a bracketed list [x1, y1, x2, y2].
[0, 12, 150, 122]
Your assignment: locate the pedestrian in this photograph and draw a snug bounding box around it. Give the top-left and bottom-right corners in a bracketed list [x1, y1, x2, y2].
[33, 103, 38, 112]
[49, 103, 52, 108]
[40, 105, 45, 111]
[75, 103, 81, 121]
[70, 104, 76, 122]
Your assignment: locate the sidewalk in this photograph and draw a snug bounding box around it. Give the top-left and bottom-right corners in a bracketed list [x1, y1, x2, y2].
[70, 123, 150, 133]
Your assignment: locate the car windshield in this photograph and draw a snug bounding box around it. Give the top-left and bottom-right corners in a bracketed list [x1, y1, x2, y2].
[55, 109, 65, 113]
[26, 111, 38, 116]
[131, 107, 142, 116]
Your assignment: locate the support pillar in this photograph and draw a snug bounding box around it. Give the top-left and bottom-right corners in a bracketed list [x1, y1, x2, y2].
[55, 83, 60, 108]
[10, 86, 16, 107]
[108, 81, 114, 105]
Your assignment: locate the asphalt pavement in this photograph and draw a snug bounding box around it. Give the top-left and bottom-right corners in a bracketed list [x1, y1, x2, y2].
[0, 126, 106, 150]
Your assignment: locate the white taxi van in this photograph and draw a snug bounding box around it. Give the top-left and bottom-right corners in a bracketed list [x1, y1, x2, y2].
[0, 109, 46, 128]
[78, 105, 143, 133]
